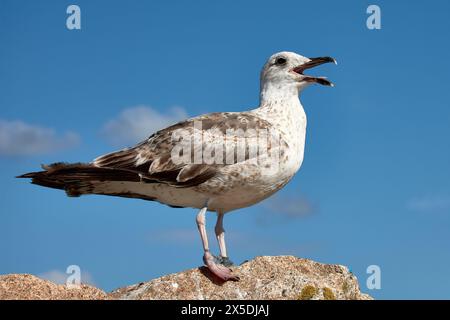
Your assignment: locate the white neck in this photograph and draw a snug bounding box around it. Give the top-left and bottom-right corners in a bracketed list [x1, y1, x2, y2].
[256, 82, 304, 120]
[254, 81, 306, 137]
[253, 80, 308, 176]
[259, 81, 300, 106]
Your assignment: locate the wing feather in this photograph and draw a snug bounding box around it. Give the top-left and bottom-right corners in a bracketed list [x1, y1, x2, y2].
[93, 112, 275, 187]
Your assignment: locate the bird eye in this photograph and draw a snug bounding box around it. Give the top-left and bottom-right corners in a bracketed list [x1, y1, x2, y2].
[275, 57, 287, 65]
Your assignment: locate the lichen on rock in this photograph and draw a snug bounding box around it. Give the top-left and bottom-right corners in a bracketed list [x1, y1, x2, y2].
[298, 285, 317, 300]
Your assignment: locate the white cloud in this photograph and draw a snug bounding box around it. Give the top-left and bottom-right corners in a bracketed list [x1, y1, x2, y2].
[256, 194, 316, 225]
[263, 194, 315, 218]
[151, 228, 199, 244]
[0, 119, 79, 156]
[102, 105, 188, 146]
[38, 269, 95, 286]
[148, 228, 245, 246]
[407, 194, 450, 213]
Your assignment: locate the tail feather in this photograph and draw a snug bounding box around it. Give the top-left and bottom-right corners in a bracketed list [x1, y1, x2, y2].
[17, 162, 142, 197]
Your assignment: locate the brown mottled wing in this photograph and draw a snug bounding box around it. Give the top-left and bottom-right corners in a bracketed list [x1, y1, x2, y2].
[93, 112, 274, 187]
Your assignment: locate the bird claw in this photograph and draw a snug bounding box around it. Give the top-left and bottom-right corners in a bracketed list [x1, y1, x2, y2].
[203, 251, 239, 281]
[213, 255, 235, 267]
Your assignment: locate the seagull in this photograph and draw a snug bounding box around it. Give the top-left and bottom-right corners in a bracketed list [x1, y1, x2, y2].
[17, 52, 336, 281]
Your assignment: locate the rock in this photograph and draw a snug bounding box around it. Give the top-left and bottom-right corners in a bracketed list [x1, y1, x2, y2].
[0, 274, 108, 300]
[0, 256, 372, 300]
[111, 256, 372, 300]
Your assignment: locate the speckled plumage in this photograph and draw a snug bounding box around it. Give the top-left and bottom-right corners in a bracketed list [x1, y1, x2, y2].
[86, 52, 321, 213]
[18, 52, 337, 214]
[18, 51, 336, 281]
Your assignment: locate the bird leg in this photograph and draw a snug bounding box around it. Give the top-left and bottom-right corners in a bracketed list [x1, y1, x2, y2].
[215, 211, 234, 267]
[196, 207, 239, 281]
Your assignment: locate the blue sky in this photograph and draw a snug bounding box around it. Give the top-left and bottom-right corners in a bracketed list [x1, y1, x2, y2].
[1, 0, 450, 299]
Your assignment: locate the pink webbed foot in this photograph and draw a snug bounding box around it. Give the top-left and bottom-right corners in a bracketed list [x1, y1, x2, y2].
[203, 251, 240, 281]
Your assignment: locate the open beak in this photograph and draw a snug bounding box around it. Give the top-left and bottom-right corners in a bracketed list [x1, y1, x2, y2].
[291, 56, 337, 87]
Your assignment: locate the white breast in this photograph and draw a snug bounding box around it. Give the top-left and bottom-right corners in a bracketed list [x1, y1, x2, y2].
[255, 97, 307, 178]
[200, 99, 308, 212]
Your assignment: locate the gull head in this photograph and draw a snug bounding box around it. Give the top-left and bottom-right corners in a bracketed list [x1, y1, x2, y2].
[260, 51, 337, 95]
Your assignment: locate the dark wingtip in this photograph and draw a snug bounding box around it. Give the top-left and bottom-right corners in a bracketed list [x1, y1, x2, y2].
[16, 173, 34, 178]
[16, 163, 62, 179]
